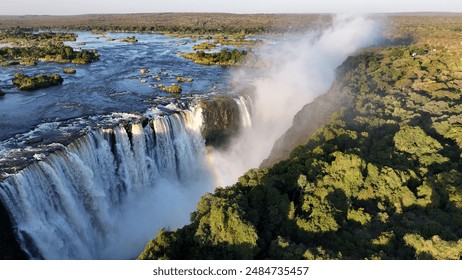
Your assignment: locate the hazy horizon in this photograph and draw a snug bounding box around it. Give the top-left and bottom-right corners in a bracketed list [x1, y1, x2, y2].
[2, 11, 462, 17]
[1, 0, 460, 16]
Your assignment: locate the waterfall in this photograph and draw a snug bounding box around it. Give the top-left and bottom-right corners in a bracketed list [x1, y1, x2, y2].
[234, 95, 253, 128]
[0, 107, 213, 260]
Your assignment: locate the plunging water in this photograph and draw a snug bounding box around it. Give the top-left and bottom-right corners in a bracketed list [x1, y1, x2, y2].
[0, 107, 214, 259]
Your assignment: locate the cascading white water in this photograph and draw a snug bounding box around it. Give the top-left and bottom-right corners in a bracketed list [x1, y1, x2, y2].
[234, 95, 253, 128]
[0, 107, 213, 259]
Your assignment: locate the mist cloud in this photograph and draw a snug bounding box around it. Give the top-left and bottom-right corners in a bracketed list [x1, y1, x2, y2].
[210, 15, 383, 186]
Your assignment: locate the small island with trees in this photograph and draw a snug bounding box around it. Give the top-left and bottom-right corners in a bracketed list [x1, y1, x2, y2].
[180, 48, 248, 66]
[0, 30, 99, 66]
[12, 73, 63, 90]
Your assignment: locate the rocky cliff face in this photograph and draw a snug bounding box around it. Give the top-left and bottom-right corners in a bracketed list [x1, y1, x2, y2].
[198, 96, 241, 147]
[0, 201, 27, 259]
[261, 80, 353, 168]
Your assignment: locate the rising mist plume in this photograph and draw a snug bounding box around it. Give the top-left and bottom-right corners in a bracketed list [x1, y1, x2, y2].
[210, 14, 383, 186]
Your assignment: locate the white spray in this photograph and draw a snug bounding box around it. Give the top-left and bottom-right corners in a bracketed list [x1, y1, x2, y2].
[210, 15, 383, 186]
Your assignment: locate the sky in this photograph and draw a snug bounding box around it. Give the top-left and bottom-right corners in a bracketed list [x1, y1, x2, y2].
[1, 0, 461, 15]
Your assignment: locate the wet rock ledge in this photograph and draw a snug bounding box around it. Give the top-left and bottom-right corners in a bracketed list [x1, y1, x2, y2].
[198, 96, 241, 148]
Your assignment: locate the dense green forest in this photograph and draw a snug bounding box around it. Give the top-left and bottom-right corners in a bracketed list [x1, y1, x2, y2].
[139, 29, 462, 260]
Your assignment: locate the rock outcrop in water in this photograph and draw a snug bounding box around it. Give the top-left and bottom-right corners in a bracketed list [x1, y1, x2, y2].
[63, 68, 76, 74]
[158, 84, 182, 94]
[119, 36, 138, 43]
[12, 73, 63, 90]
[198, 96, 241, 147]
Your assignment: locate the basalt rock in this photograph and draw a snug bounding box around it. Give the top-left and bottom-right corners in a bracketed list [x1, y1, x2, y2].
[199, 96, 241, 147]
[0, 201, 27, 259]
[260, 81, 353, 168]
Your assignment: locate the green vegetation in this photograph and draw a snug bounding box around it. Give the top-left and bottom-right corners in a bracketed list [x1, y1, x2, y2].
[183, 33, 256, 66]
[212, 34, 262, 48]
[0, 30, 99, 66]
[176, 76, 193, 83]
[0, 60, 19, 66]
[0, 89, 4, 96]
[139, 39, 462, 260]
[62, 68, 76, 74]
[19, 59, 36, 66]
[0, 29, 77, 43]
[12, 73, 63, 90]
[190, 34, 261, 50]
[0, 44, 99, 64]
[180, 48, 248, 66]
[0, 14, 329, 35]
[157, 84, 182, 94]
[119, 36, 138, 43]
[192, 41, 217, 50]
